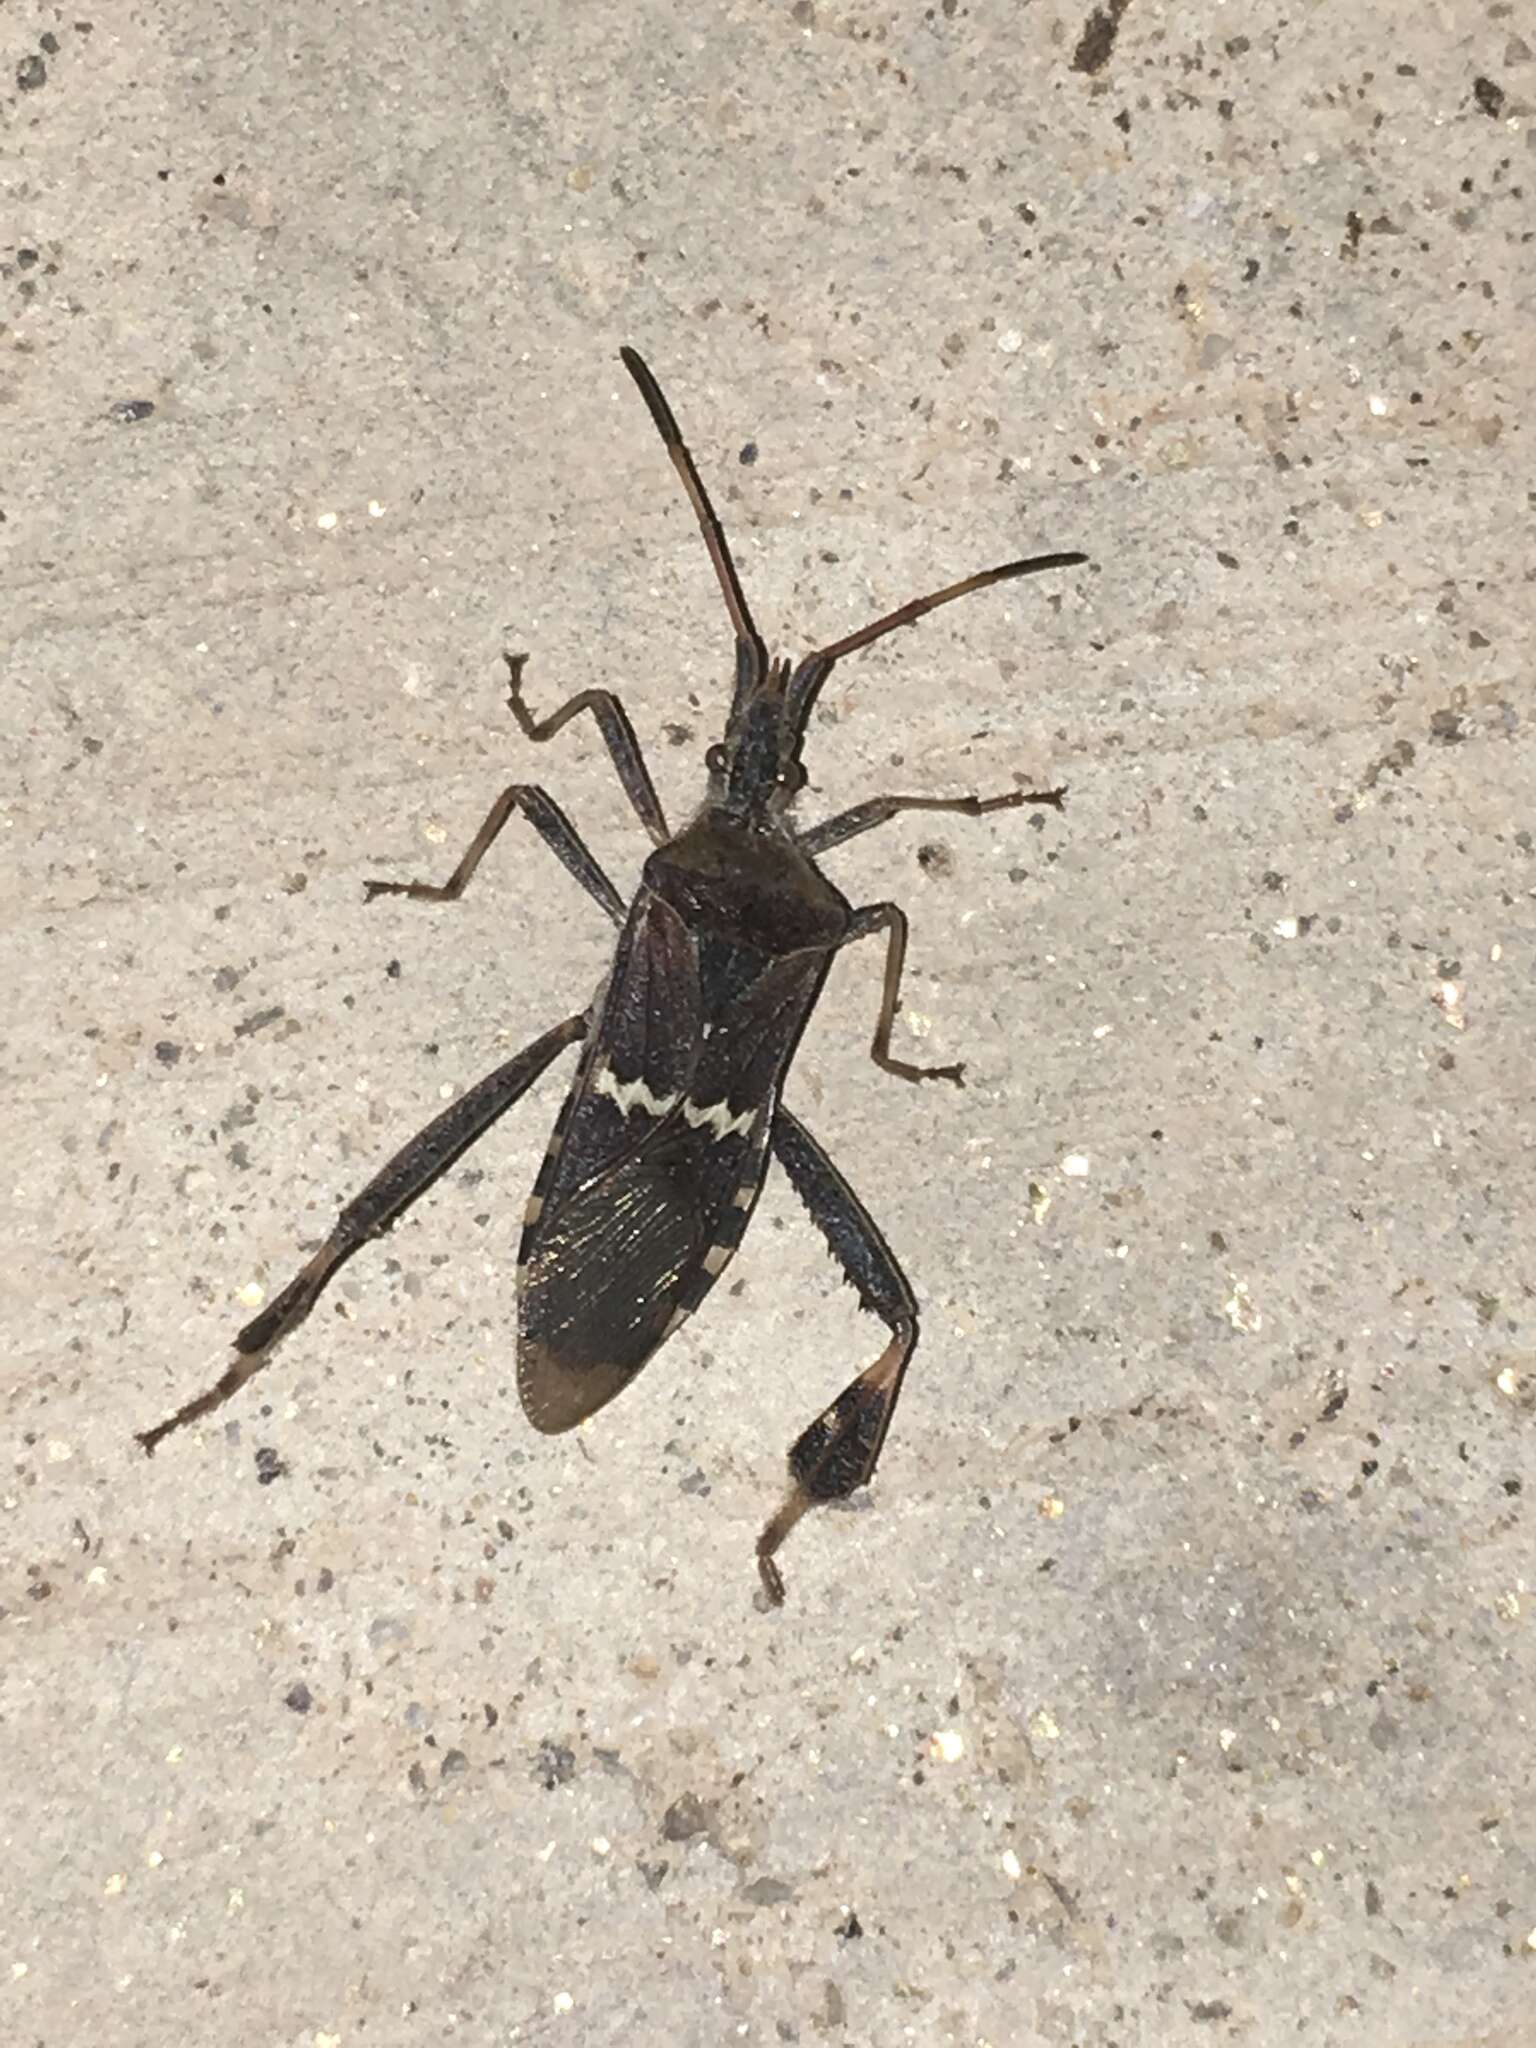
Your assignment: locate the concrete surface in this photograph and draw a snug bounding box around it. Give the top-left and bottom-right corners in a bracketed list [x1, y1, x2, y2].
[3, 4, 1532, 2044]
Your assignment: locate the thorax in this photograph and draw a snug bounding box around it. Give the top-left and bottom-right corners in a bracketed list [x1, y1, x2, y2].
[642, 809, 848, 959]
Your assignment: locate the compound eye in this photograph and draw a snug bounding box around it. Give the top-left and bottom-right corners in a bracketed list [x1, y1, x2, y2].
[705, 743, 728, 775]
[780, 760, 807, 794]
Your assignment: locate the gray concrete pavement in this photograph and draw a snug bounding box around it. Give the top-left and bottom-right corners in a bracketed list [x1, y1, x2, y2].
[4, 4, 1532, 2043]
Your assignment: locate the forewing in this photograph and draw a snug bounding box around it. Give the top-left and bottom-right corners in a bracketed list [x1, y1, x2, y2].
[518, 1122, 709, 1431]
[518, 946, 828, 1435]
[536, 889, 701, 1217]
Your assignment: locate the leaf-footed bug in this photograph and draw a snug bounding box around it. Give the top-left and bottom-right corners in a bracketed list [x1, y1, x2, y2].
[138, 348, 1087, 1604]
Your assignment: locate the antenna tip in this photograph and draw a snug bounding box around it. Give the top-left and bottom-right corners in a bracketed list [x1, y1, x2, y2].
[618, 347, 680, 444]
[998, 550, 1090, 581]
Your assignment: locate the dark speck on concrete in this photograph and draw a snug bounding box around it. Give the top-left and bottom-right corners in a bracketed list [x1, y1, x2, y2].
[739, 441, 758, 465]
[234, 1004, 285, 1038]
[1071, 0, 1130, 76]
[254, 1446, 287, 1485]
[662, 1791, 712, 1841]
[533, 1739, 576, 1789]
[154, 1040, 182, 1066]
[17, 53, 48, 91]
[285, 1682, 313, 1713]
[836, 1909, 864, 1940]
[742, 1875, 796, 1905]
[1472, 76, 1505, 117]
[108, 399, 156, 424]
[440, 1748, 469, 1779]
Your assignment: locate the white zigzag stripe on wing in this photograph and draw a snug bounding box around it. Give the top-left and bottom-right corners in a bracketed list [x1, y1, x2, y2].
[594, 1067, 681, 1120]
[680, 1096, 758, 1141]
[594, 1064, 757, 1142]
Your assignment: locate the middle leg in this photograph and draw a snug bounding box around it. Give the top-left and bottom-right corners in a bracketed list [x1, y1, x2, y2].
[364, 781, 626, 924]
[843, 900, 967, 1087]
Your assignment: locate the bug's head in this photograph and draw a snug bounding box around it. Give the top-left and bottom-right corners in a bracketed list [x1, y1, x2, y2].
[704, 649, 810, 825]
[619, 345, 1088, 828]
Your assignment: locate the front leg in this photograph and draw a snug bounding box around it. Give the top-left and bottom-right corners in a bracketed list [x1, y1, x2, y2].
[503, 652, 671, 846]
[799, 783, 1064, 859]
[843, 901, 966, 1087]
[757, 1106, 920, 1604]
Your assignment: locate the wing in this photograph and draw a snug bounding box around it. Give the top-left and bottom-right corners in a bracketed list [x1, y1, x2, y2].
[517, 889, 827, 1434]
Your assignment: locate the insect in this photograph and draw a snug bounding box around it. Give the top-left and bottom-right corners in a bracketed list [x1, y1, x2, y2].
[138, 348, 1086, 1603]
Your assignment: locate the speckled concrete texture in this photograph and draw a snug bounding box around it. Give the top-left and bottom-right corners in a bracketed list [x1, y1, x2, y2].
[4, 4, 1532, 2044]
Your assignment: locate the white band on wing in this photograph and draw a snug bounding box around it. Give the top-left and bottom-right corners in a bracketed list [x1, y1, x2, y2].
[594, 1066, 681, 1120]
[595, 1064, 757, 1142]
[680, 1096, 758, 1142]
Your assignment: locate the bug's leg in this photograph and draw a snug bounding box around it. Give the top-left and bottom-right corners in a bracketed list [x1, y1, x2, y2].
[757, 1105, 919, 1605]
[136, 1012, 587, 1454]
[502, 651, 672, 846]
[842, 900, 966, 1087]
[799, 784, 1064, 859]
[365, 778, 625, 925]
